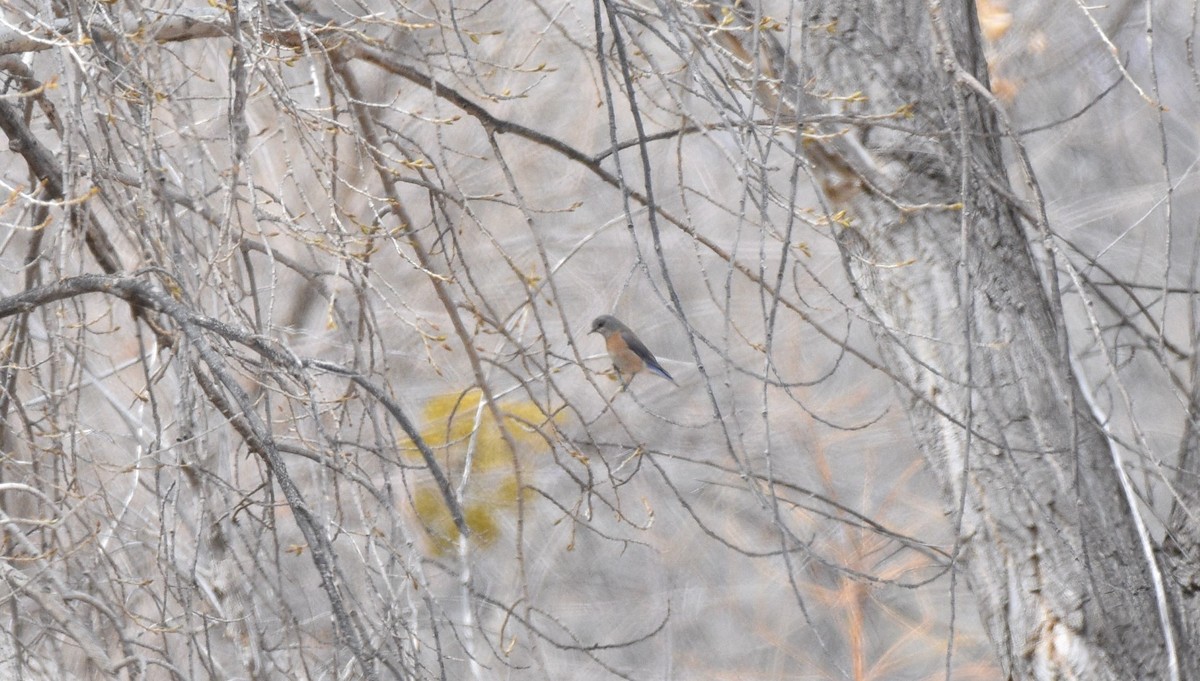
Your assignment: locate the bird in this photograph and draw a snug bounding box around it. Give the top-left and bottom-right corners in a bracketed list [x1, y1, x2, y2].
[590, 315, 675, 386]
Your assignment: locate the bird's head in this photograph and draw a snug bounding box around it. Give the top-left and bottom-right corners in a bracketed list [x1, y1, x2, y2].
[590, 315, 619, 336]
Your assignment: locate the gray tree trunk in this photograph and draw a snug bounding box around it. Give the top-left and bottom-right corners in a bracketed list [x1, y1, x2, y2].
[705, 0, 1200, 677]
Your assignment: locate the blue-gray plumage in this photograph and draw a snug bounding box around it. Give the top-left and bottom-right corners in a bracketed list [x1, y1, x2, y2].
[590, 315, 675, 384]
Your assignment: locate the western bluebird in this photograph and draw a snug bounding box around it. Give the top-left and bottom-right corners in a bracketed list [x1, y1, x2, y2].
[590, 315, 675, 385]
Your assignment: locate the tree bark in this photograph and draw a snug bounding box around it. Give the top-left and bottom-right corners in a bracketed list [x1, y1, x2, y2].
[707, 0, 1200, 677]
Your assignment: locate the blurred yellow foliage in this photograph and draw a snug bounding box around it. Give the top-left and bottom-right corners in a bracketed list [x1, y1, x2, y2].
[976, 0, 1012, 43]
[405, 390, 558, 555]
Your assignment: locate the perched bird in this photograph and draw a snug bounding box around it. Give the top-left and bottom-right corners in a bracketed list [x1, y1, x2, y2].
[590, 315, 675, 385]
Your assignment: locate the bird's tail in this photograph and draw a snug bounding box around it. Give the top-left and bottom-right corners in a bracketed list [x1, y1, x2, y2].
[646, 362, 676, 384]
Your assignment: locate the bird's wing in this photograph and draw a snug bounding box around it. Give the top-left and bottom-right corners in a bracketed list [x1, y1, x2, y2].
[621, 330, 674, 382]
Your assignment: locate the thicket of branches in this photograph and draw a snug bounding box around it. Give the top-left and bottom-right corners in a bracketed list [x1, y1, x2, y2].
[0, 1, 1196, 679]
